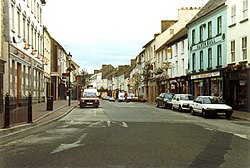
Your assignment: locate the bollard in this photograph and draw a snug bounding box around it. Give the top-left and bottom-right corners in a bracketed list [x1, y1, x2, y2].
[27, 92, 33, 123]
[3, 93, 10, 128]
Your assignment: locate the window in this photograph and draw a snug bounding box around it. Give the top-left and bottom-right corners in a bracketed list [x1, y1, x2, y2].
[27, 22, 30, 44]
[231, 5, 236, 24]
[192, 29, 196, 44]
[181, 41, 184, 53]
[17, 10, 21, 36]
[199, 25, 204, 41]
[208, 21, 212, 38]
[192, 53, 196, 71]
[231, 40, 235, 62]
[175, 44, 178, 56]
[217, 45, 222, 66]
[242, 37, 247, 60]
[11, 4, 15, 31]
[200, 51, 204, 70]
[217, 16, 222, 35]
[243, 0, 248, 19]
[23, 17, 26, 40]
[208, 48, 212, 69]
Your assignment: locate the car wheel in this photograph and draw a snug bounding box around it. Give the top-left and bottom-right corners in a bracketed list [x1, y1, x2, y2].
[156, 101, 159, 108]
[202, 109, 208, 118]
[226, 113, 232, 119]
[178, 105, 182, 112]
[190, 108, 195, 116]
[163, 103, 168, 109]
[172, 105, 175, 111]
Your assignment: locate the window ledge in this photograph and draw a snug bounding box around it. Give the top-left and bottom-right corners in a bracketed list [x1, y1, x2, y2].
[228, 23, 236, 28]
[216, 65, 222, 69]
[207, 67, 212, 70]
[199, 69, 204, 72]
[240, 18, 248, 24]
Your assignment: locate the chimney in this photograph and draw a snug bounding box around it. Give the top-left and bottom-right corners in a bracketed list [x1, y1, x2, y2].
[161, 20, 177, 33]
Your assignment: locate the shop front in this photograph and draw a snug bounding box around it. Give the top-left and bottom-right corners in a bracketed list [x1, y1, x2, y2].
[190, 70, 223, 97]
[224, 68, 250, 111]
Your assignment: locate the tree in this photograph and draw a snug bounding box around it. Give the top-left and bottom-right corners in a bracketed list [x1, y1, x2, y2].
[80, 69, 91, 88]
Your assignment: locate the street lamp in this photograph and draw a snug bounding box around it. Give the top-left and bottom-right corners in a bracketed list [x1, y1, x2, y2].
[68, 52, 72, 106]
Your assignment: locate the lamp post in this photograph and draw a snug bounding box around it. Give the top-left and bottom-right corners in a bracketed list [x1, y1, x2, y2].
[68, 52, 72, 106]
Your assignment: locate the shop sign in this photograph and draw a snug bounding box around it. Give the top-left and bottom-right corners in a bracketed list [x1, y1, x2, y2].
[190, 34, 224, 52]
[191, 71, 220, 80]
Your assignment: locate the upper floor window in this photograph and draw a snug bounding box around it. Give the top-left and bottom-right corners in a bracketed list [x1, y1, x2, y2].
[242, 36, 247, 60]
[11, 4, 15, 31]
[192, 29, 196, 45]
[243, 0, 248, 19]
[217, 45, 222, 66]
[230, 40, 235, 62]
[231, 5, 236, 24]
[200, 51, 204, 70]
[23, 17, 26, 40]
[208, 21, 212, 38]
[17, 10, 21, 36]
[199, 25, 204, 42]
[175, 44, 178, 56]
[208, 48, 212, 69]
[192, 53, 196, 72]
[181, 41, 184, 53]
[217, 16, 222, 35]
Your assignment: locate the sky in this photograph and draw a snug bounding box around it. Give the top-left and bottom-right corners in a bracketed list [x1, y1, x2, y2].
[43, 0, 208, 74]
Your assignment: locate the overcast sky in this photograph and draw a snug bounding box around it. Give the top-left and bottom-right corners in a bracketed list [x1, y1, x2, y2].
[43, 0, 208, 73]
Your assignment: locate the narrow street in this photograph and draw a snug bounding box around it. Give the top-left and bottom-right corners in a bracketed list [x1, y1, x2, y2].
[0, 100, 249, 168]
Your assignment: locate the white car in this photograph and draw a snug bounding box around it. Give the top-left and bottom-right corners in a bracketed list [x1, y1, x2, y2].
[172, 94, 194, 112]
[190, 96, 233, 119]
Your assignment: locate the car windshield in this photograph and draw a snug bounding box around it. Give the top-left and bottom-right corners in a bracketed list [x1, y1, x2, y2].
[83, 92, 97, 98]
[180, 95, 194, 100]
[164, 94, 173, 99]
[203, 97, 221, 104]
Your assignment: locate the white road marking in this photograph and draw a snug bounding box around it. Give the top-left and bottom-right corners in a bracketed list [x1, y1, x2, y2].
[121, 122, 128, 128]
[51, 133, 88, 154]
[107, 121, 112, 127]
[234, 134, 247, 139]
[204, 127, 214, 131]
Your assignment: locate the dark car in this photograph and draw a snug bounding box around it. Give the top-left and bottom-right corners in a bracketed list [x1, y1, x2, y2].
[80, 92, 99, 108]
[156, 93, 174, 109]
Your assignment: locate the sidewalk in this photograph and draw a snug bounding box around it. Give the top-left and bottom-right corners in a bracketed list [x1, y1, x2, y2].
[0, 100, 79, 138]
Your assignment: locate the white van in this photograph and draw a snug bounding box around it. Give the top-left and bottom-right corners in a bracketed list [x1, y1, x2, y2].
[118, 92, 125, 102]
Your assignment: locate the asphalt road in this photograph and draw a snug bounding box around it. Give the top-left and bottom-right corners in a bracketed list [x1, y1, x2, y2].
[0, 100, 249, 168]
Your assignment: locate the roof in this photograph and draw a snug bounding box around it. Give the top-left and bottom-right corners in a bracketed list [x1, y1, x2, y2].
[186, 0, 226, 27]
[155, 27, 187, 52]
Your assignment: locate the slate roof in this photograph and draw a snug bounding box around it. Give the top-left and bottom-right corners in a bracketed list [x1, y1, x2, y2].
[155, 27, 187, 52]
[186, 0, 226, 27]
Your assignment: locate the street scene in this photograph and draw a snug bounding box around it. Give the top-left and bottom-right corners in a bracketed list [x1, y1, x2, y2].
[0, 0, 250, 167]
[0, 100, 250, 167]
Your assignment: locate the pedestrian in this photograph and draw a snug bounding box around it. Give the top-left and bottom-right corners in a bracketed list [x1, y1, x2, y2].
[124, 91, 128, 102]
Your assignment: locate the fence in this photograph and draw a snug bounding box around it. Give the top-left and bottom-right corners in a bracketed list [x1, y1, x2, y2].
[1, 94, 32, 128]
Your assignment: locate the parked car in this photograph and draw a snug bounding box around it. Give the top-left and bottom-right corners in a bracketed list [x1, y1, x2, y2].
[108, 97, 116, 102]
[118, 92, 125, 102]
[190, 96, 233, 119]
[172, 94, 194, 112]
[80, 92, 99, 108]
[156, 93, 174, 109]
[127, 93, 139, 102]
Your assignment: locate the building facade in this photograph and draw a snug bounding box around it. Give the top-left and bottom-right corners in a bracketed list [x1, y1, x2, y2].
[3, 0, 46, 103]
[224, 0, 250, 111]
[0, 0, 7, 113]
[187, 0, 227, 98]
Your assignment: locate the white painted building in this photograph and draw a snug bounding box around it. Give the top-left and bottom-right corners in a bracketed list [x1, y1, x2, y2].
[3, 0, 46, 102]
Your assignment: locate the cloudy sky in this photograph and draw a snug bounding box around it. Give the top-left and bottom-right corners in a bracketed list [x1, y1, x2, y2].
[43, 0, 208, 73]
